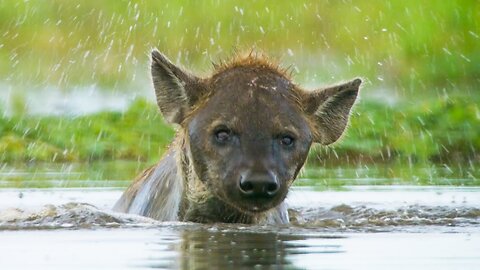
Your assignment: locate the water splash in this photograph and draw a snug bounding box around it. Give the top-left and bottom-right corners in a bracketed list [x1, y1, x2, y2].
[0, 203, 159, 230]
[290, 204, 480, 230]
[1, 201, 479, 232]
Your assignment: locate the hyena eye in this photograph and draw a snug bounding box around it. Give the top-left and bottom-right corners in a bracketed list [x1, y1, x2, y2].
[280, 135, 295, 147]
[214, 128, 231, 143]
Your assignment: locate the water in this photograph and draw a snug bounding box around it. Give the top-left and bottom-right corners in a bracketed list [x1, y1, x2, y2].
[0, 166, 480, 269]
[0, 83, 153, 116]
[1, 228, 479, 270]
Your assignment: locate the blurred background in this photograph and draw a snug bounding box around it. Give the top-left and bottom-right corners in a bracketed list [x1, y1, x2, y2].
[0, 0, 479, 186]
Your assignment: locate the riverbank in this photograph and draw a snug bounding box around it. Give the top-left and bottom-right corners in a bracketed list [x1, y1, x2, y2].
[1, 96, 478, 165]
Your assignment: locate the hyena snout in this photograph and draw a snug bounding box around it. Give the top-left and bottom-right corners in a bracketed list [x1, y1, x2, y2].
[238, 171, 280, 198]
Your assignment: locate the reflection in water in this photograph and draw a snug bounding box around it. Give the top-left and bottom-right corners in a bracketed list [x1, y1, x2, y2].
[145, 229, 345, 269]
[1, 228, 478, 270]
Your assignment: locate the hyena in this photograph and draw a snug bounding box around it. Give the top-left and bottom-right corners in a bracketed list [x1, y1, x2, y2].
[114, 49, 361, 224]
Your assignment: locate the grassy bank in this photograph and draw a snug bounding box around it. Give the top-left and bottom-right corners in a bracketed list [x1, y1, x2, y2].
[1, 97, 478, 165]
[314, 96, 480, 165]
[0, 99, 173, 163]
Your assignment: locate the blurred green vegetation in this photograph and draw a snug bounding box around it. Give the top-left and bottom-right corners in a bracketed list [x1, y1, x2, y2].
[312, 95, 480, 166]
[0, 1, 479, 172]
[0, 99, 174, 163]
[1, 97, 478, 165]
[0, 0, 478, 92]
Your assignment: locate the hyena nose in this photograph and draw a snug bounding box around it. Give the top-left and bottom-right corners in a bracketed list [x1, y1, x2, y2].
[239, 174, 279, 198]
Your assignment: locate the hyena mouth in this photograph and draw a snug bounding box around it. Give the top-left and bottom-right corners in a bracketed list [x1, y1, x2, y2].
[218, 190, 275, 214]
[237, 197, 280, 214]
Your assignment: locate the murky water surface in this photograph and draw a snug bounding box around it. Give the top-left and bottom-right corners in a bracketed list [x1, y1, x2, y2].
[0, 165, 479, 269]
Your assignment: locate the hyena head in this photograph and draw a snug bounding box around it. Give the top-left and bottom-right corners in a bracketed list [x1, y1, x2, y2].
[151, 49, 361, 214]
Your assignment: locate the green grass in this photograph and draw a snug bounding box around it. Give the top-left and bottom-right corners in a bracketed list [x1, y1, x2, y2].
[0, 99, 174, 163]
[311, 95, 480, 165]
[1, 96, 478, 165]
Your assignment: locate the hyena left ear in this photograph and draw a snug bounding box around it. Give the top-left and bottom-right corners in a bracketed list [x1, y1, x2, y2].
[151, 49, 207, 124]
[303, 78, 361, 145]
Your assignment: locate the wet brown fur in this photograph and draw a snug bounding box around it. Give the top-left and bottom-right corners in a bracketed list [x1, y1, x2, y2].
[211, 51, 293, 80]
[183, 52, 297, 124]
[114, 49, 361, 224]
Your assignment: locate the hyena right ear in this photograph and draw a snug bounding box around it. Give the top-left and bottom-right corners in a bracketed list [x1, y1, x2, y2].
[151, 49, 206, 124]
[303, 78, 361, 145]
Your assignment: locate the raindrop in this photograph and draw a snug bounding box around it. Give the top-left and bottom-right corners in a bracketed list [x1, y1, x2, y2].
[216, 22, 221, 35]
[234, 6, 244, 16]
[191, 27, 199, 39]
[125, 44, 134, 63]
[395, 23, 407, 33]
[459, 54, 471, 63]
[417, 116, 425, 126]
[259, 26, 265, 34]
[152, 23, 158, 37]
[468, 31, 479, 39]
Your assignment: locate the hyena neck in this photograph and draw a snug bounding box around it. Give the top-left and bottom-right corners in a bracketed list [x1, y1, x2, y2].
[176, 137, 260, 224]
